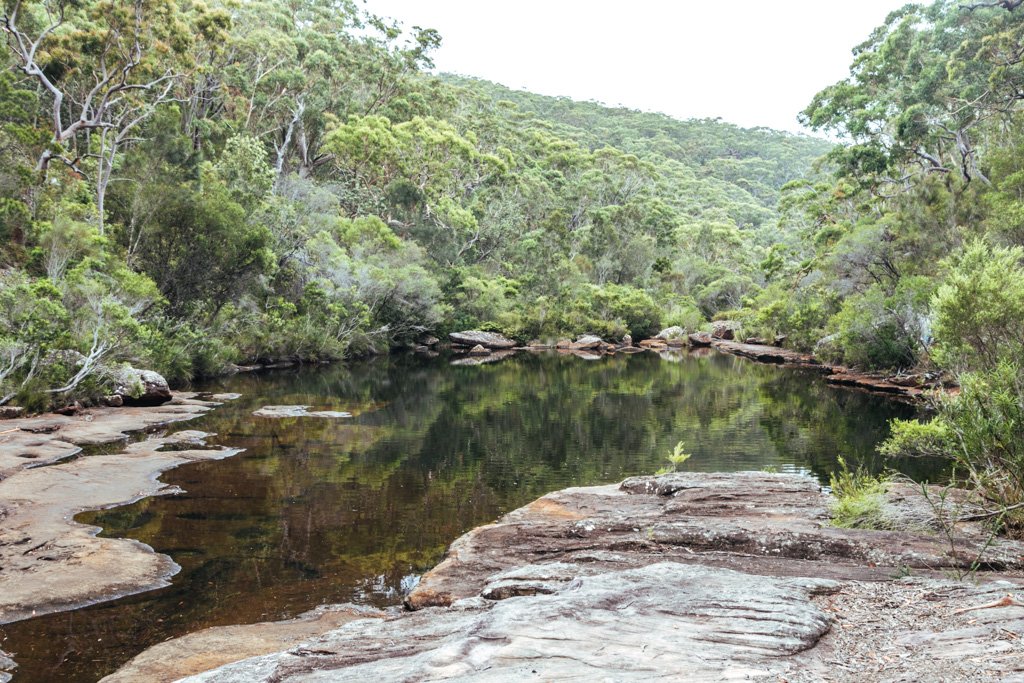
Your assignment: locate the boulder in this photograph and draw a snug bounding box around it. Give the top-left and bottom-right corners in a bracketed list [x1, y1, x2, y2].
[555, 338, 573, 349]
[638, 339, 667, 349]
[419, 335, 440, 347]
[468, 344, 490, 356]
[112, 368, 172, 407]
[448, 331, 516, 350]
[54, 401, 82, 416]
[688, 332, 713, 347]
[711, 320, 739, 340]
[0, 406, 25, 420]
[654, 326, 686, 340]
[572, 334, 603, 350]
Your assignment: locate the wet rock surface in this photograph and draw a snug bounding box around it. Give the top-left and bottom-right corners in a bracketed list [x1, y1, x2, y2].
[0, 429, 243, 625]
[0, 392, 226, 480]
[122, 472, 1024, 682]
[0, 394, 240, 626]
[251, 405, 352, 418]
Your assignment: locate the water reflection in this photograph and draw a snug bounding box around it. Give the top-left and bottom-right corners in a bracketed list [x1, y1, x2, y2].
[0, 351, 933, 682]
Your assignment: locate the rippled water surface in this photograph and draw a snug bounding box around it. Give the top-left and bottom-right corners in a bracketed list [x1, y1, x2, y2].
[1, 350, 937, 681]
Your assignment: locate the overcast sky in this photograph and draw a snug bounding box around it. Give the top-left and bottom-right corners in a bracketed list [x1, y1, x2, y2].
[362, 0, 912, 134]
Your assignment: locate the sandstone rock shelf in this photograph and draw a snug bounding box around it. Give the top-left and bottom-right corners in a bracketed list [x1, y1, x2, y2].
[0, 394, 241, 627]
[110, 472, 1024, 682]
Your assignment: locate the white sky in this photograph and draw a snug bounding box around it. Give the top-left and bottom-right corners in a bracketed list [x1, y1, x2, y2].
[362, 0, 913, 134]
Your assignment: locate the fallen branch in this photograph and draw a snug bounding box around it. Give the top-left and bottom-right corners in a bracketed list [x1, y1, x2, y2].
[952, 594, 1024, 614]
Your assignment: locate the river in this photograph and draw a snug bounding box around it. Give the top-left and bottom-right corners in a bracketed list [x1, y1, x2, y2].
[0, 349, 936, 682]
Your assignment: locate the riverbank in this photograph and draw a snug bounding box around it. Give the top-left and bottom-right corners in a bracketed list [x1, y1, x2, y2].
[443, 330, 939, 402]
[708, 340, 938, 401]
[0, 393, 241, 631]
[101, 471, 1024, 681]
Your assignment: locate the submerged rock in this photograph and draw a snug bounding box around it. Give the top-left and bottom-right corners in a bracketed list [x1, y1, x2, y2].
[449, 330, 517, 349]
[0, 648, 14, 683]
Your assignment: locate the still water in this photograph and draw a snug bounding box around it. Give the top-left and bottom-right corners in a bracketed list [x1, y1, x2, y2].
[1, 350, 932, 681]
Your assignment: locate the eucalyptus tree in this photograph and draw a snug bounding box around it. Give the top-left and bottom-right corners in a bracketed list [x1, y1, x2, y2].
[801, 0, 1024, 191]
[1, 0, 193, 232]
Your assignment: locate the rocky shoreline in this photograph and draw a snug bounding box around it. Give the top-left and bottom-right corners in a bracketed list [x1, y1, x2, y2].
[104, 472, 1024, 681]
[442, 328, 939, 401]
[0, 393, 241, 631]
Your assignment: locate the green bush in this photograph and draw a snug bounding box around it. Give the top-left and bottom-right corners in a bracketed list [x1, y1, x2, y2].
[587, 283, 661, 339]
[824, 276, 934, 370]
[882, 363, 1024, 535]
[930, 240, 1024, 372]
[660, 296, 706, 333]
[829, 456, 891, 529]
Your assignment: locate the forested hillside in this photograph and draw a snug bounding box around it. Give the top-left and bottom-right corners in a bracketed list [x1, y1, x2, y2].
[755, 0, 1024, 530]
[0, 0, 829, 409]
